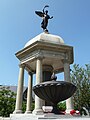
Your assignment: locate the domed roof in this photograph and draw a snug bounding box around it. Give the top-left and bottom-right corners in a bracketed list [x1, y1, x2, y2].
[24, 33, 64, 48]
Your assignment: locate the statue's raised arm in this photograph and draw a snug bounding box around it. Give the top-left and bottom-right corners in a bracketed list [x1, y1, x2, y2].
[35, 5, 53, 32]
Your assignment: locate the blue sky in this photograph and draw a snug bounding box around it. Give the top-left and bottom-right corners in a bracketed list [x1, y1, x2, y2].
[0, 0, 90, 86]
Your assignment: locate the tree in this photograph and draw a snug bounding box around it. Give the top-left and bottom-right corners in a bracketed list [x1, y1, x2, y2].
[0, 86, 16, 117]
[0, 86, 35, 117]
[70, 64, 90, 111]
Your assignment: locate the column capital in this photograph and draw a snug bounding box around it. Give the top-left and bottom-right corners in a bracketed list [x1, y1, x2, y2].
[19, 64, 25, 68]
[28, 72, 33, 76]
[35, 50, 44, 60]
[35, 56, 44, 61]
[62, 59, 70, 64]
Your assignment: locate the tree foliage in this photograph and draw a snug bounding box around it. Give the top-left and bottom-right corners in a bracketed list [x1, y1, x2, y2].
[57, 101, 66, 111]
[70, 64, 90, 110]
[0, 86, 16, 117]
[0, 86, 35, 117]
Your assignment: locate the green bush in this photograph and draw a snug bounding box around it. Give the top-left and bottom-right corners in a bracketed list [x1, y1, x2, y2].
[0, 87, 16, 117]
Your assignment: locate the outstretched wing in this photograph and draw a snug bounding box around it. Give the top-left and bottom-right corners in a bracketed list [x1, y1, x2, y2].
[35, 11, 44, 17]
[44, 5, 49, 9]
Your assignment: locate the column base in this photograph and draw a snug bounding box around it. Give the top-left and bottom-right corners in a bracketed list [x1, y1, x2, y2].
[13, 110, 22, 114]
[66, 97, 74, 114]
[25, 111, 32, 114]
[32, 109, 44, 115]
[65, 109, 74, 114]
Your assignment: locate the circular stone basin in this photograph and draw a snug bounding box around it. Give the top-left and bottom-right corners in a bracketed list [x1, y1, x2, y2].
[33, 80, 76, 105]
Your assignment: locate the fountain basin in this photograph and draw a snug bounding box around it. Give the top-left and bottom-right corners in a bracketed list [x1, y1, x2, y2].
[33, 80, 76, 105]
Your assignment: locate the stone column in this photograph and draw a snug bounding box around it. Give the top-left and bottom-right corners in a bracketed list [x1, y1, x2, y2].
[33, 58, 43, 114]
[43, 65, 53, 82]
[13, 64, 25, 114]
[42, 65, 53, 106]
[63, 60, 74, 113]
[25, 72, 33, 114]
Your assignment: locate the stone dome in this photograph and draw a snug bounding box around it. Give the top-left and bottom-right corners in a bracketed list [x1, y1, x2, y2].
[24, 32, 64, 48]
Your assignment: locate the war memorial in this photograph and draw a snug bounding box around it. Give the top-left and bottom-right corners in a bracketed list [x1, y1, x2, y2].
[1, 5, 89, 120]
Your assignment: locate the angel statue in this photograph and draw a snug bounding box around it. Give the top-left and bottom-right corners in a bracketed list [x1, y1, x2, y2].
[35, 5, 53, 32]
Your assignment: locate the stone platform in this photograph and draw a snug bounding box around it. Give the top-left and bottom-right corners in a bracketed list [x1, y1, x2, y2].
[10, 113, 90, 120]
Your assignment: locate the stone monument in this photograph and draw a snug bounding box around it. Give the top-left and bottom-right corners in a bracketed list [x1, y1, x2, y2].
[10, 31, 74, 119]
[10, 5, 89, 120]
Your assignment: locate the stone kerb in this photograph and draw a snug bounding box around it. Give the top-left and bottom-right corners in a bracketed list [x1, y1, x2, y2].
[0, 117, 10, 120]
[10, 114, 90, 120]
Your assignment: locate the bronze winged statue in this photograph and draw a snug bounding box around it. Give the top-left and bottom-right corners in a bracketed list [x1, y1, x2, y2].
[35, 5, 53, 32]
